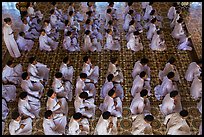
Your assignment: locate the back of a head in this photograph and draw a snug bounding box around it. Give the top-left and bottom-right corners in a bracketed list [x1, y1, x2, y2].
[50, 9, 55, 14]
[12, 111, 20, 120]
[139, 71, 146, 78]
[180, 110, 188, 117]
[129, 19, 135, 26]
[19, 31, 25, 37]
[107, 74, 114, 82]
[151, 18, 157, 23]
[150, 9, 155, 15]
[102, 111, 111, 119]
[107, 8, 112, 14]
[196, 58, 202, 65]
[6, 60, 13, 66]
[44, 110, 52, 119]
[110, 57, 117, 64]
[144, 115, 154, 122]
[177, 17, 183, 23]
[133, 31, 140, 36]
[128, 2, 133, 6]
[79, 92, 89, 99]
[106, 29, 112, 34]
[55, 72, 63, 78]
[73, 112, 82, 120]
[170, 90, 178, 98]
[108, 88, 115, 97]
[21, 72, 28, 80]
[157, 30, 162, 35]
[85, 19, 91, 24]
[63, 56, 69, 64]
[141, 58, 149, 65]
[83, 56, 89, 63]
[47, 89, 54, 97]
[173, 2, 178, 7]
[140, 89, 148, 97]
[168, 57, 176, 64]
[29, 56, 36, 64]
[167, 72, 175, 79]
[108, 20, 113, 25]
[19, 92, 28, 99]
[65, 20, 69, 26]
[85, 30, 91, 35]
[128, 9, 134, 15]
[80, 73, 87, 79]
[69, 11, 74, 16]
[4, 17, 11, 23]
[66, 31, 72, 36]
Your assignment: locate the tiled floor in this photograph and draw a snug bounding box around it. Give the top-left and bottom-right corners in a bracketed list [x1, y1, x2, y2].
[2, 2, 202, 135]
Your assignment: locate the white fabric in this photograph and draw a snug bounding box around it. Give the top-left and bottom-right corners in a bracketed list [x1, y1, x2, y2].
[16, 35, 34, 51]
[143, 5, 153, 20]
[131, 75, 144, 97]
[171, 22, 185, 40]
[185, 62, 201, 82]
[159, 93, 175, 116]
[127, 33, 143, 52]
[39, 34, 59, 51]
[59, 63, 74, 81]
[100, 82, 114, 99]
[150, 32, 166, 51]
[104, 33, 121, 51]
[132, 61, 150, 80]
[146, 23, 156, 40]
[47, 97, 68, 115]
[123, 14, 132, 31]
[2, 84, 16, 102]
[167, 6, 176, 20]
[190, 77, 202, 100]
[107, 62, 123, 83]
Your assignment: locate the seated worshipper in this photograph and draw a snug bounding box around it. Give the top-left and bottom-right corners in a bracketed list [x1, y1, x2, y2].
[150, 29, 166, 51]
[131, 71, 151, 98]
[74, 92, 96, 119]
[155, 72, 178, 100]
[2, 98, 9, 135]
[127, 30, 143, 52]
[46, 89, 68, 116]
[82, 55, 99, 84]
[59, 56, 74, 82]
[198, 121, 202, 135]
[39, 29, 59, 51]
[143, 2, 153, 21]
[131, 114, 154, 135]
[132, 57, 150, 80]
[16, 31, 34, 51]
[9, 111, 32, 135]
[171, 18, 186, 40]
[68, 11, 81, 31]
[2, 60, 23, 85]
[99, 88, 122, 118]
[63, 31, 80, 52]
[130, 89, 151, 115]
[170, 8, 181, 28]
[123, 10, 134, 32]
[104, 29, 121, 51]
[167, 3, 178, 21]
[185, 59, 202, 82]
[159, 57, 181, 82]
[105, 8, 113, 27]
[197, 98, 202, 114]
[27, 56, 50, 84]
[49, 9, 65, 30]
[75, 73, 96, 97]
[51, 2, 65, 22]
[190, 73, 202, 100]
[2, 84, 16, 102]
[176, 34, 192, 51]
[43, 110, 67, 135]
[146, 18, 157, 40]
[159, 90, 182, 116]
[164, 110, 191, 135]
[18, 91, 40, 119]
[21, 72, 44, 99]
[94, 111, 118, 135]
[126, 19, 136, 41]
[27, 2, 36, 17]
[64, 20, 72, 36]
[43, 20, 59, 40]
[52, 72, 72, 101]
[123, 2, 134, 20]
[68, 112, 90, 135]
[107, 57, 124, 83]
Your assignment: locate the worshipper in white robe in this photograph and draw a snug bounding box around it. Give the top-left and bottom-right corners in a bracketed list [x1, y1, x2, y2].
[155, 72, 177, 100]
[150, 29, 166, 51]
[2, 84, 16, 102]
[190, 74, 202, 100]
[185, 60, 202, 82]
[127, 30, 143, 52]
[16, 31, 34, 51]
[2, 98, 9, 135]
[159, 57, 181, 82]
[68, 112, 89, 135]
[105, 8, 113, 27]
[82, 56, 99, 84]
[50, 9, 65, 30]
[100, 74, 114, 99]
[164, 110, 191, 135]
[131, 114, 154, 135]
[146, 18, 157, 40]
[3, 17, 21, 58]
[171, 18, 186, 40]
[123, 10, 134, 31]
[43, 20, 59, 40]
[21, 18, 39, 39]
[39, 29, 59, 51]
[167, 3, 178, 21]
[64, 20, 72, 36]
[27, 56, 50, 83]
[143, 2, 153, 21]
[94, 111, 118, 135]
[159, 90, 182, 116]
[46, 89, 68, 116]
[2, 60, 23, 85]
[9, 111, 32, 135]
[21, 72, 44, 99]
[104, 29, 121, 51]
[123, 2, 134, 19]
[197, 98, 202, 114]
[130, 89, 151, 115]
[141, 2, 150, 14]
[177, 35, 192, 51]
[63, 31, 80, 52]
[132, 58, 151, 80]
[170, 9, 181, 28]
[35, 9, 44, 20]
[18, 92, 40, 119]
[68, 11, 80, 31]
[52, 72, 72, 101]
[131, 71, 151, 97]
[99, 89, 122, 118]
[43, 110, 67, 135]
[27, 2, 35, 17]
[126, 19, 136, 41]
[74, 92, 96, 119]
[51, 2, 65, 22]
[198, 122, 202, 135]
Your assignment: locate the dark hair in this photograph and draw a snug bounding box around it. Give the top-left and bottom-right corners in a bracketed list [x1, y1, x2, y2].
[80, 73, 87, 79]
[29, 56, 36, 64]
[19, 31, 25, 37]
[133, 31, 140, 36]
[85, 30, 91, 35]
[128, 2, 133, 6]
[79, 92, 89, 99]
[172, 2, 178, 7]
[170, 90, 178, 98]
[86, 11, 93, 17]
[108, 20, 113, 25]
[12, 111, 20, 120]
[196, 58, 202, 65]
[151, 18, 157, 23]
[107, 8, 112, 13]
[150, 9, 155, 15]
[47, 89, 54, 97]
[50, 9, 55, 14]
[141, 58, 149, 65]
[107, 74, 114, 82]
[129, 19, 135, 26]
[108, 88, 115, 97]
[65, 20, 69, 26]
[4, 17, 11, 23]
[85, 19, 91, 24]
[167, 72, 175, 79]
[180, 110, 188, 117]
[128, 9, 134, 15]
[44, 110, 52, 119]
[66, 31, 72, 36]
[140, 89, 148, 97]
[73, 112, 82, 120]
[177, 18, 183, 23]
[51, 2, 56, 6]
[83, 56, 89, 63]
[55, 72, 63, 78]
[44, 20, 50, 24]
[108, 2, 114, 6]
[149, 2, 154, 5]
[102, 111, 111, 119]
[139, 71, 146, 78]
[69, 11, 74, 16]
[168, 57, 176, 64]
[63, 56, 69, 64]
[22, 72, 29, 80]
[144, 115, 154, 122]
[106, 29, 112, 34]
[41, 29, 46, 33]
[6, 60, 13, 66]
[19, 92, 28, 99]
[156, 30, 162, 35]
[110, 57, 117, 64]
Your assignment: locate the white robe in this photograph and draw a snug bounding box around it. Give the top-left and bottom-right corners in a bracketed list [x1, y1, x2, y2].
[131, 114, 153, 135]
[100, 82, 114, 99]
[170, 13, 180, 28]
[50, 14, 65, 30]
[197, 98, 202, 114]
[146, 23, 156, 40]
[44, 23, 59, 40]
[131, 75, 144, 97]
[177, 36, 192, 51]
[127, 33, 143, 52]
[185, 62, 201, 82]
[22, 23, 39, 39]
[150, 32, 166, 51]
[39, 34, 59, 51]
[190, 77, 202, 100]
[123, 14, 132, 31]
[27, 6, 35, 17]
[16, 35, 34, 51]
[104, 33, 121, 51]
[198, 122, 202, 135]
[143, 5, 153, 21]
[63, 36, 80, 52]
[18, 98, 37, 118]
[47, 97, 68, 115]
[59, 63, 74, 82]
[9, 118, 32, 135]
[68, 117, 80, 135]
[132, 61, 151, 80]
[130, 96, 145, 115]
[2, 84, 16, 102]
[2, 99, 9, 121]
[171, 22, 185, 40]
[3, 24, 21, 58]
[82, 63, 99, 83]
[167, 6, 176, 20]
[105, 13, 112, 27]
[164, 113, 191, 135]
[107, 62, 123, 83]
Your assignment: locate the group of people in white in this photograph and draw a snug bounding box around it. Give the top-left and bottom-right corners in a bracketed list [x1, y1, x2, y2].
[2, 2, 201, 135]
